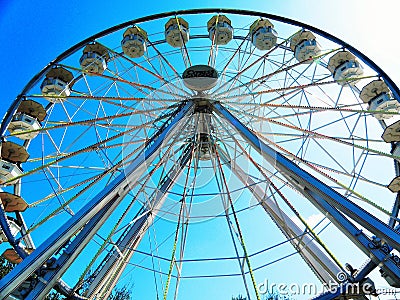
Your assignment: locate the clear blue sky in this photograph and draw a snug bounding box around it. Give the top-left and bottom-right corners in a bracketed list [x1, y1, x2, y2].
[1, 1, 400, 299]
[1, 0, 399, 122]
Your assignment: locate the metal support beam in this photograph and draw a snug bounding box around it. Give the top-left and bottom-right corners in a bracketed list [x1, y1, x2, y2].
[218, 147, 343, 285]
[0, 203, 27, 259]
[15, 212, 35, 251]
[14, 179, 36, 250]
[86, 143, 193, 299]
[25, 195, 120, 299]
[213, 102, 400, 286]
[0, 101, 194, 299]
[389, 193, 400, 228]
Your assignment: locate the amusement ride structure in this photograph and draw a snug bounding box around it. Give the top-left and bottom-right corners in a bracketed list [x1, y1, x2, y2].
[0, 8, 400, 300]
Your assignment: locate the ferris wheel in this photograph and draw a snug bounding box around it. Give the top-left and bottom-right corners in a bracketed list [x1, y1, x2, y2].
[0, 8, 400, 299]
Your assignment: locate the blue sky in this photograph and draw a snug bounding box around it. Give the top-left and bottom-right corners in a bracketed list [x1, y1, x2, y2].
[1, 0, 400, 299]
[1, 0, 400, 123]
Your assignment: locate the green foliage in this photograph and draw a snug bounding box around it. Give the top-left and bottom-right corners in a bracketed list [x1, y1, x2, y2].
[45, 291, 64, 300]
[0, 256, 131, 299]
[264, 289, 295, 300]
[0, 255, 62, 299]
[232, 295, 247, 300]
[42, 287, 131, 300]
[232, 290, 295, 300]
[108, 286, 132, 300]
[0, 255, 15, 279]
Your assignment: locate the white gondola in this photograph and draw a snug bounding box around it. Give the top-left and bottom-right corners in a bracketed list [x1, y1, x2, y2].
[7, 114, 41, 140]
[7, 100, 46, 140]
[290, 31, 321, 63]
[328, 51, 363, 86]
[207, 15, 233, 45]
[122, 26, 147, 58]
[0, 160, 22, 185]
[249, 19, 277, 50]
[41, 67, 73, 103]
[80, 43, 109, 74]
[369, 94, 400, 120]
[165, 18, 189, 48]
[360, 80, 400, 120]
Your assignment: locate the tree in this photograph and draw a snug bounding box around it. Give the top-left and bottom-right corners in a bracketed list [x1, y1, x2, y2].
[232, 289, 295, 300]
[264, 288, 295, 300]
[0, 255, 131, 299]
[232, 295, 247, 300]
[0, 256, 15, 280]
[108, 286, 132, 300]
[0, 255, 61, 299]
[45, 291, 64, 300]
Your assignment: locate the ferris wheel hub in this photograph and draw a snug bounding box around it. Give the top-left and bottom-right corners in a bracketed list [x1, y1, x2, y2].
[182, 65, 218, 91]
